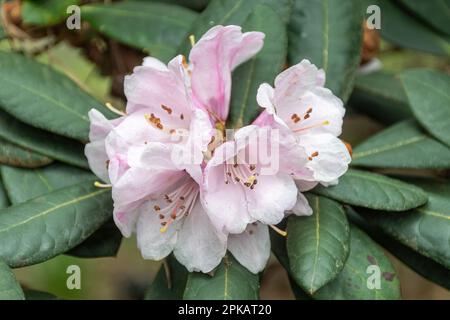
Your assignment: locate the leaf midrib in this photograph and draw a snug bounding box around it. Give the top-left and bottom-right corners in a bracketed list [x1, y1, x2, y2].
[0, 188, 108, 234]
[0, 74, 89, 123]
[353, 135, 426, 159]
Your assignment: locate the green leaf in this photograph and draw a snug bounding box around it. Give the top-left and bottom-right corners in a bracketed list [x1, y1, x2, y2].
[180, 0, 291, 54]
[82, 1, 198, 63]
[313, 225, 401, 300]
[0, 110, 88, 169]
[288, 0, 364, 102]
[348, 206, 450, 290]
[376, 0, 450, 55]
[22, 0, 80, 26]
[0, 163, 94, 205]
[227, 4, 288, 127]
[361, 178, 450, 269]
[0, 174, 10, 209]
[0, 138, 53, 168]
[145, 255, 188, 300]
[398, 0, 450, 36]
[349, 71, 412, 124]
[313, 169, 428, 211]
[24, 289, 57, 300]
[137, 0, 210, 11]
[0, 52, 111, 141]
[287, 194, 350, 295]
[67, 219, 122, 258]
[0, 180, 112, 267]
[400, 69, 450, 147]
[183, 256, 259, 300]
[0, 259, 24, 300]
[352, 119, 450, 169]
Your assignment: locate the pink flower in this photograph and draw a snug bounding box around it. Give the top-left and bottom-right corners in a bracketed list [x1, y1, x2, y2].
[85, 25, 264, 273]
[254, 59, 351, 190]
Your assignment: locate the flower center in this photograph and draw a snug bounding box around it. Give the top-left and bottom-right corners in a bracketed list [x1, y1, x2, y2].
[152, 180, 198, 233]
[224, 161, 259, 189]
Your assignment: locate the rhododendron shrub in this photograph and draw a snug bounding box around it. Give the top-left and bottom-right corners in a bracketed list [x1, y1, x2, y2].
[0, 0, 448, 301]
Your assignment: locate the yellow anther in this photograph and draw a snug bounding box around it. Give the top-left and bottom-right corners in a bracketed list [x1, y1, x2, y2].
[189, 34, 196, 47]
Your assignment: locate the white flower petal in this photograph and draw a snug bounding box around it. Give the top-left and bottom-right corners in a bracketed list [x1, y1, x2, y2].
[228, 223, 270, 274]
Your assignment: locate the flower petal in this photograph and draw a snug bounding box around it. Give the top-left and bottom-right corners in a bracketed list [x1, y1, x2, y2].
[136, 200, 180, 261]
[228, 223, 270, 274]
[190, 25, 264, 120]
[246, 173, 297, 225]
[201, 164, 251, 234]
[85, 140, 110, 183]
[299, 133, 351, 183]
[290, 192, 313, 216]
[174, 199, 227, 273]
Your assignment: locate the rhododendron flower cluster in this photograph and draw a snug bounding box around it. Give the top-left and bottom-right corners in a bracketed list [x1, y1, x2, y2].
[85, 25, 351, 274]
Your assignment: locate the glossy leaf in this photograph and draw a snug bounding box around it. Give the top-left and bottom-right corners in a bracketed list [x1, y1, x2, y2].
[145, 255, 188, 300]
[349, 71, 412, 124]
[0, 181, 112, 267]
[227, 4, 288, 127]
[0, 52, 111, 141]
[183, 256, 259, 300]
[400, 69, 450, 147]
[0, 259, 24, 300]
[348, 206, 450, 290]
[376, 0, 450, 55]
[288, 0, 364, 101]
[138, 0, 210, 11]
[362, 178, 450, 269]
[0, 163, 95, 205]
[0, 138, 53, 168]
[314, 225, 401, 300]
[180, 0, 291, 54]
[0, 110, 88, 169]
[22, 0, 80, 26]
[313, 169, 428, 211]
[67, 219, 122, 258]
[82, 2, 198, 63]
[0, 176, 9, 209]
[24, 289, 57, 300]
[287, 194, 350, 295]
[398, 0, 450, 36]
[352, 120, 450, 169]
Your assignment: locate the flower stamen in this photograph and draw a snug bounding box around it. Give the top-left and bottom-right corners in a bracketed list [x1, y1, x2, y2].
[105, 102, 126, 116]
[270, 224, 288, 237]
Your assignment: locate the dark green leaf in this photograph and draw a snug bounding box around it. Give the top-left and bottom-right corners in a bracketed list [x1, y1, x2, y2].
[0, 259, 24, 300]
[361, 178, 450, 269]
[376, 0, 450, 55]
[0, 52, 111, 141]
[0, 175, 9, 209]
[0, 163, 94, 205]
[181, 0, 291, 54]
[398, 0, 450, 36]
[0, 110, 88, 169]
[288, 0, 364, 102]
[145, 255, 188, 300]
[352, 120, 450, 169]
[400, 69, 450, 147]
[82, 1, 198, 63]
[0, 180, 112, 267]
[227, 4, 288, 127]
[136, 0, 210, 11]
[67, 219, 122, 258]
[24, 289, 57, 300]
[183, 255, 259, 300]
[349, 71, 412, 124]
[0, 138, 53, 168]
[314, 225, 401, 300]
[348, 206, 450, 291]
[313, 169, 428, 211]
[287, 194, 350, 295]
[22, 0, 80, 26]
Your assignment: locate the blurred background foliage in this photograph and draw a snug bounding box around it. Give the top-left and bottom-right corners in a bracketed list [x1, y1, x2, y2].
[0, 0, 449, 299]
